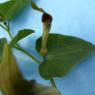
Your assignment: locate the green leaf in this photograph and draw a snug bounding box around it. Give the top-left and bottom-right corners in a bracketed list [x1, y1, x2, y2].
[10, 29, 34, 47]
[36, 34, 95, 79]
[0, 38, 7, 63]
[31, 2, 46, 13]
[0, 0, 31, 21]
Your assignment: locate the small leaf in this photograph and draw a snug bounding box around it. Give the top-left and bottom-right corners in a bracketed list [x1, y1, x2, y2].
[0, 0, 31, 21]
[31, 2, 45, 13]
[36, 34, 95, 79]
[10, 29, 34, 47]
[0, 38, 7, 63]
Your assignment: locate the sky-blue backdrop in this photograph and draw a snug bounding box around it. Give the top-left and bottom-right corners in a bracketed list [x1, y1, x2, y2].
[0, 0, 95, 95]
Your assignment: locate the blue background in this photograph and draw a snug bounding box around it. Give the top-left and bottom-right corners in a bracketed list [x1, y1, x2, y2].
[0, 0, 95, 95]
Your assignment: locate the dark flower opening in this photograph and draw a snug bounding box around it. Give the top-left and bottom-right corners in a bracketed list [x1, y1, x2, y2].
[42, 13, 53, 23]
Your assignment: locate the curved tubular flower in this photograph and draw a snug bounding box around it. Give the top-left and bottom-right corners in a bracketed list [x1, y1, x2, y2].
[40, 13, 53, 55]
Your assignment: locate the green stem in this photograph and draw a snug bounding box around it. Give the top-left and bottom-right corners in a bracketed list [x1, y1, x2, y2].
[15, 45, 40, 64]
[0, 23, 13, 39]
[0, 24, 7, 31]
[50, 78, 57, 88]
[50, 78, 61, 95]
[7, 21, 13, 39]
[0, 23, 41, 64]
[7, 27, 13, 39]
[43, 56, 61, 95]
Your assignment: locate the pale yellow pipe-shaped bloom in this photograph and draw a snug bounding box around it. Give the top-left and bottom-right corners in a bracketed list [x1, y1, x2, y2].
[40, 13, 53, 55]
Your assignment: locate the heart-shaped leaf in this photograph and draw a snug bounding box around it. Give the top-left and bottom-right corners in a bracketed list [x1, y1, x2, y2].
[0, 38, 7, 63]
[0, 0, 31, 21]
[36, 34, 95, 79]
[10, 29, 34, 47]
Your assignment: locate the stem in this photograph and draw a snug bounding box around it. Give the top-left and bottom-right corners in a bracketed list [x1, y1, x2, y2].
[0, 24, 7, 31]
[0, 23, 13, 39]
[7, 21, 13, 39]
[50, 78, 61, 95]
[0, 23, 41, 64]
[50, 78, 57, 88]
[7, 29, 13, 39]
[43, 57, 61, 95]
[15, 45, 40, 64]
